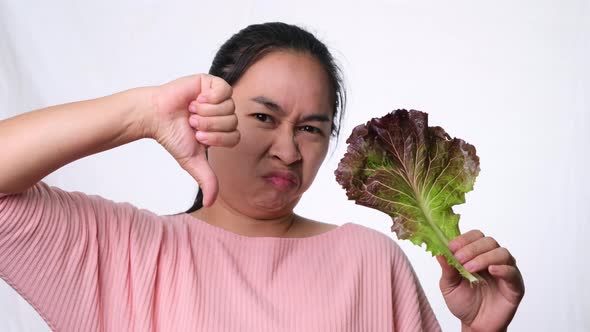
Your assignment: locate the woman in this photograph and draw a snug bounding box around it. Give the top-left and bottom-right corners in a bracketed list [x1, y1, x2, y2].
[0, 23, 524, 331]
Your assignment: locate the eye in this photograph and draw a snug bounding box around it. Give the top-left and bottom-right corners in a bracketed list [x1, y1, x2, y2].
[298, 125, 324, 135]
[253, 113, 274, 123]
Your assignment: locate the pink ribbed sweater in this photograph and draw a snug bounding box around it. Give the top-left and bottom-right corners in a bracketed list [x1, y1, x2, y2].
[0, 182, 440, 332]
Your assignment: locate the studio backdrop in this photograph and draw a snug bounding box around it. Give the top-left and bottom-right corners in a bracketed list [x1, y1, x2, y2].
[1, 1, 589, 331]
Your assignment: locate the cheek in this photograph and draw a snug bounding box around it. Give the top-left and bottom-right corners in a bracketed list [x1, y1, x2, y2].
[208, 122, 269, 172]
[300, 142, 329, 181]
[235, 122, 271, 156]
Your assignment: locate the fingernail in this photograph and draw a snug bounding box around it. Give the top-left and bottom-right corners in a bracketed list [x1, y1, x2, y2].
[189, 104, 197, 112]
[197, 95, 207, 103]
[454, 252, 465, 263]
[449, 241, 460, 252]
[196, 131, 207, 141]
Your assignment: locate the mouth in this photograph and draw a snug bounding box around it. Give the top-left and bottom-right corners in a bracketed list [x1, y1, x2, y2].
[262, 170, 299, 191]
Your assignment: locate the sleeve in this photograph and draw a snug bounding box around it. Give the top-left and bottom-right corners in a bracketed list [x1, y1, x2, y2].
[389, 240, 442, 332]
[0, 182, 163, 332]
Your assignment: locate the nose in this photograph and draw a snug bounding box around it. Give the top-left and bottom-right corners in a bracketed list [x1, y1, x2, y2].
[269, 129, 302, 165]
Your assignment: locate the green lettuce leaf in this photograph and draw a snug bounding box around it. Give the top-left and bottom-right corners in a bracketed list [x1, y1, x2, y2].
[335, 109, 480, 283]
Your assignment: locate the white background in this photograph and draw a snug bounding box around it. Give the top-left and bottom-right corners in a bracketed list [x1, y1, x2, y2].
[1, 1, 589, 331]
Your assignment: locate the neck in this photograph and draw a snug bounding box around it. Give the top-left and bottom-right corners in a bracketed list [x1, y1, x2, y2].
[189, 197, 298, 238]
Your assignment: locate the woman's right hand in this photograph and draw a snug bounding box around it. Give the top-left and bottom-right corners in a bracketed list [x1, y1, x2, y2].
[148, 74, 239, 207]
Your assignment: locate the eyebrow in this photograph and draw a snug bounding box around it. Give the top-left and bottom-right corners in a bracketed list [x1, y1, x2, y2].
[251, 96, 331, 123]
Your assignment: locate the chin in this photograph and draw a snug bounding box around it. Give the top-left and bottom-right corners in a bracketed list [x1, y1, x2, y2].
[249, 193, 301, 217]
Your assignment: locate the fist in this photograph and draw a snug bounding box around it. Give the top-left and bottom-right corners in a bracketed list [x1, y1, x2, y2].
[150, 74, 239, 206]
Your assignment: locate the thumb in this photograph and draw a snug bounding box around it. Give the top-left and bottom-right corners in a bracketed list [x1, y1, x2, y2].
[436, 255, 462, 293]
[182, 145, 218, 207]
[197, 74, 232, 104]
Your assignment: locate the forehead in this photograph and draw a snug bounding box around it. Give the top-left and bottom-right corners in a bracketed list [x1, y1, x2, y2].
[233, 51, 333, 117]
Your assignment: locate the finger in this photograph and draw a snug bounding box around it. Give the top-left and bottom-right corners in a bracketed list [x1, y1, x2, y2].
[453, 236, 499, 264]
[489, 265, 520, 282]
[197, 75, 232, 104]
[195, 130, 240, 147]
[488, 265, 525, 304]
[189, 114, 238, 132]
[189, 98, 235, 116]
[448, 229, 485, 253]
[462, 247, 515, 274]
[181, 147, 218, 207]
[436, 255, 462, 294]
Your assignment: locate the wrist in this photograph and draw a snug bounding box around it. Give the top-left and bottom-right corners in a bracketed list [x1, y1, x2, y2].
[461, 322, 507, 332]
[461, 323, 473, 332]
[125, 86, 159, 140]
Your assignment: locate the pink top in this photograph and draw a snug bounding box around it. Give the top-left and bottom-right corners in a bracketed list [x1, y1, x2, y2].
[0, 182, 440, 332]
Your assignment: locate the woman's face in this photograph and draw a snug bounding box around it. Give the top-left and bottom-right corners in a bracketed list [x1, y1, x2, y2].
[208, 50, 334, 219]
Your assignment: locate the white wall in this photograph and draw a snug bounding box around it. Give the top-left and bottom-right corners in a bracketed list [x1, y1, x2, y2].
[1, 1, 588, 331]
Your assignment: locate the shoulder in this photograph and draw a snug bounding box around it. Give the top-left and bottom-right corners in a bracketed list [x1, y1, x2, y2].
[345, 222, 405, 254]
[0, 181, 98, 215]
[295, 216, 392, 242]
[343, 224, 423, 283]
[3, 181, 163, 225]
[299, 216, 406, 258]
[291, 217, 340, 237]
[292, 217, 392, 242]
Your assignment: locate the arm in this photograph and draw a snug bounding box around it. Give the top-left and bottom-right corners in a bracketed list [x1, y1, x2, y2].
[0, 74, 238, 203]
[0, 88, 152, 194]
[0, 87, 154, 330]
[0, 74, 238, 330]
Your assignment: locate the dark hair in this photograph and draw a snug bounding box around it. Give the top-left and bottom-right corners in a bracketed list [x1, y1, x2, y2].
[185, 22, 347, 213]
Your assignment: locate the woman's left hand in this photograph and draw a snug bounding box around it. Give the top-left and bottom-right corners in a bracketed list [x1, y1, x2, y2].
[436, 230, 525, 331]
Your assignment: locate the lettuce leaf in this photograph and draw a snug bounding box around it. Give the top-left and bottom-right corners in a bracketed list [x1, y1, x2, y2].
[335, 109, 480, 282]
